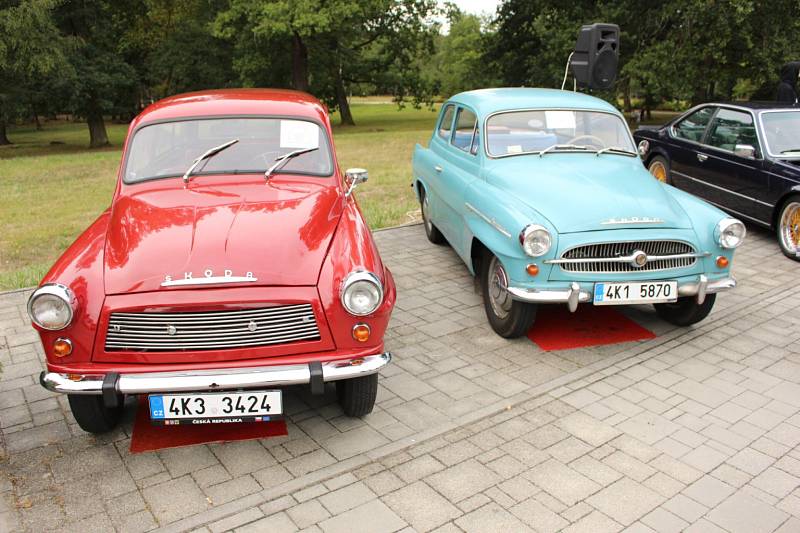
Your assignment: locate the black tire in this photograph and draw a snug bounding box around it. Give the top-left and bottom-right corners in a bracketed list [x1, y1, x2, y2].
[776, 195, 800, 261]
[419, 187, 446, 245]
[480, 251, 537, 338]
[654, 294, 716, 327]
[68, 394, 124, 434]
[337, 374, 378, 417]
[647, 155, 672, 185]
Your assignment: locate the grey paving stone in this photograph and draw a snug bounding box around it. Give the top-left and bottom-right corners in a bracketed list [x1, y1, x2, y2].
[318, 499, 406, 533]
[562, 510, 622, 533]
[750, 467, 800, 499]
[426, 459, 500, 503]
[707, 492, 789, 533]
[682, 476, 736, 508]
[662, 494, 707, 523]
[286, 499, 331, 530]
[728, 447, 775, 476]
[525, 459, 601, 507]
[318, 481, 376, 515]
[557, 411, 622, 447]
[641, 507, 688, 533]
[142, 475, 210, 525]
[383, 481, 461, 532]
[237, 511, 298, 533]
[587, 477, 664, 526]
[510, 497, 569, 532]
[455, 502, 533, 533]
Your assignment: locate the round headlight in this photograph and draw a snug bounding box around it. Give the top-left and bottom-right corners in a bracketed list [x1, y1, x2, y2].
[27, 284, 75, 330]
[341, 271, 383, 316]
[715, 218, 746, 249]
[519, 224, 552, 257]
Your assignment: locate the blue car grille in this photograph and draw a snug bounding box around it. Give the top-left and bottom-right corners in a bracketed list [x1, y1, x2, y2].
[559, 240, 697, 273]
[104, 304, 321, 351]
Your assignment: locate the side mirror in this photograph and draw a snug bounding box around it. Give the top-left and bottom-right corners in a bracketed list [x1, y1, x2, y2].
[734, 144, 756, 159]
[344, 168, 368, 197]
[638, 140, 649, 157]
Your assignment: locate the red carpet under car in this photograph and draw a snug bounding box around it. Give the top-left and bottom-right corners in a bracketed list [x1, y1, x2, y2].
[130, 397, 288, 453]
[527, 305, 656, 351]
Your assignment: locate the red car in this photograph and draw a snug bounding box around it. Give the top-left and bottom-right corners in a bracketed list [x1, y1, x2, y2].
[27, 89, 395, 433]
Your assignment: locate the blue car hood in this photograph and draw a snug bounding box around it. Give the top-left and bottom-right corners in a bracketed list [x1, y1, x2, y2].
[485, 154, 692, 234]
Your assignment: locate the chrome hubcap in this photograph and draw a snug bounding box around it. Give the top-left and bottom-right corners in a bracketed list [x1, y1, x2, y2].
[488, 256, 513, 319]
[779, 201, 800, 253]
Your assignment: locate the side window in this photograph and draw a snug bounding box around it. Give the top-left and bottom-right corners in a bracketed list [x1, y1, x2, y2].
[452, 107, 477, 153]
[706, 109, 758, 153]
[673, 107, 715, 142]
[470, 124, 481, 155]
[438, 105, 455, 140]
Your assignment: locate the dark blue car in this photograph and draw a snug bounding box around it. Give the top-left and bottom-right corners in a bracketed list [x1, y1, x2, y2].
[634, 103, 800, 260]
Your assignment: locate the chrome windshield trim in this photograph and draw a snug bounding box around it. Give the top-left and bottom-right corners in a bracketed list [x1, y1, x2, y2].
[670, 170, 775, 207]
[465, 202, 511, 237]
[544, 251, 709, 265]
[161, 276, 259, 287]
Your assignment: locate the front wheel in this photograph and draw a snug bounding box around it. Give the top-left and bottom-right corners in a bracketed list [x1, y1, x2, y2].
[68, 394, 124, 434]
[480, 252, 537, 338]
[654, 294, 716, 327]
[777, 195, 800, 260]
[337, 374, 378, 417]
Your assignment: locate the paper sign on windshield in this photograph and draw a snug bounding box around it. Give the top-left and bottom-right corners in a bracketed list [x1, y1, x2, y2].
[545, 110, 576, 130]
[280, 120, 319, 149]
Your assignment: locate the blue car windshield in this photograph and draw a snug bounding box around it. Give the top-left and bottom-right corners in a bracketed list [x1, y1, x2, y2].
[124, 117, 333, 183]
[761, 111, 800, 157]
[486, 110, 635, 157]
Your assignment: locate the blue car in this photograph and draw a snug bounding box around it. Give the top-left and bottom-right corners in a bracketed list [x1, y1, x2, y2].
[634, 102, 800, 260]
[412, 88, 744, 338]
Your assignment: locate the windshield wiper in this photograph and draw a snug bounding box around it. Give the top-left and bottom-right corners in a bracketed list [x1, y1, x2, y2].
[264, 147, 319, 181]
[538, 144, 594, 157]
[596, 146, 637, 157]
[780, 148, 800, 154]
[182, 139, 239, 185]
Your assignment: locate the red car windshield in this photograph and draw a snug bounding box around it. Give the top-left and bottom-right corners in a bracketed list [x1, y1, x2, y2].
[124, 117, 334, 183]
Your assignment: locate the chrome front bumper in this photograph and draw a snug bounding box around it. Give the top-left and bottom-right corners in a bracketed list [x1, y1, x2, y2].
[41, 352, 391, 395]
[507, 275, 736, 312]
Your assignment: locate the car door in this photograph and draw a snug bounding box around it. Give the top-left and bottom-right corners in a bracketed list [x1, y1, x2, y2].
[697, 107, 772, 223]
[423, 104, 456, 237]
[666, 106, 717, 199]
[437, 105, 481, 256]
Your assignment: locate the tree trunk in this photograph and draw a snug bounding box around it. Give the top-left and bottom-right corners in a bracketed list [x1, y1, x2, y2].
[87, 110, 109, 148]
[0, 117, 10, 145]
[291, 32, 309, 92]
[335, 67, 355, 126]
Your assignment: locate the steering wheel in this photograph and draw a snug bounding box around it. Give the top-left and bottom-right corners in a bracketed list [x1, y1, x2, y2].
[565, 134, 606, 148]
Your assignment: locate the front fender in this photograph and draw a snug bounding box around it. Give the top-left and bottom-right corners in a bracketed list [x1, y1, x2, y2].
[462, 183, 559, 281]
[36, 210, 110, 366]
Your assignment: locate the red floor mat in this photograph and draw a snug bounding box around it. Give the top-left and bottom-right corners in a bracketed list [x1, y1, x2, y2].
[130, 397, 288, 453]
[527, 305, 656, 351]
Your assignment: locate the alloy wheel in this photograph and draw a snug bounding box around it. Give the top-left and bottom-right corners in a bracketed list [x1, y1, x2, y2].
[649, 160, 668, 182]
[779, 201, 800, 253]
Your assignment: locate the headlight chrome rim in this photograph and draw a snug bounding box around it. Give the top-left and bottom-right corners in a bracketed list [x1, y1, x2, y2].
[340, 271, 384, 317]
[519, 224, 552, 257]
[27, 283, 76, 331]
[715, 218, 746, 249]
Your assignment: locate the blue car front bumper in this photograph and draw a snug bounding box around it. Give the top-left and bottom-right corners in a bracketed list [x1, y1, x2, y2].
[506, 274, 736, 312]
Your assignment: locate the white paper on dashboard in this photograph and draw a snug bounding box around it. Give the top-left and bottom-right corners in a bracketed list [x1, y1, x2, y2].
[544, 110, 576, 130]
[280, 120, 319, 149]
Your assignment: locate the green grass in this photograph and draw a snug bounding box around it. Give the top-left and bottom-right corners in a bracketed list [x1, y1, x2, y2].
[0, 104, 440, 290]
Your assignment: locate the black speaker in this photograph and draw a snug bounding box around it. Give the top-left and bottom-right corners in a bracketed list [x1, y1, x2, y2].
[570, 23, 619, 90]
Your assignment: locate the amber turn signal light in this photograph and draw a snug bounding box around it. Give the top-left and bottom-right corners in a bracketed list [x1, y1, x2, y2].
[716, 256, 729, 269]
[526, 264, 539, 276]
[352, 324, 371, 342]
[53, 338, 73, 358]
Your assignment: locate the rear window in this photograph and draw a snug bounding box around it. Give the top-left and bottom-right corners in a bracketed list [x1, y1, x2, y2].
[438, 105, 455, 141]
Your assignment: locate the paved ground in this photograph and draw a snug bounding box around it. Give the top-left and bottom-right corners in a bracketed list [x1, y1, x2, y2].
[1, 223, 799, 532]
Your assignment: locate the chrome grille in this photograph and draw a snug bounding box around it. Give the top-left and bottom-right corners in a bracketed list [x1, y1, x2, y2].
[105, 304, 320, 351]
[559, 241, 697, 273]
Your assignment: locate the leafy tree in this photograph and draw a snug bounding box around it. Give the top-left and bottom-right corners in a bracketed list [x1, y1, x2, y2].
[0, 0, 68, 144]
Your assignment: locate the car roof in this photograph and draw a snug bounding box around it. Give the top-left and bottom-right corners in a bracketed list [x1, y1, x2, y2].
[704, 101, 800, 111]
[448, 88, 620, 117]
[130, 89, 330, 130]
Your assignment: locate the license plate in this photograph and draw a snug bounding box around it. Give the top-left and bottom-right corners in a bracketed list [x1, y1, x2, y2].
[148, 390, 282, 425]
[593, 281, 678, 305]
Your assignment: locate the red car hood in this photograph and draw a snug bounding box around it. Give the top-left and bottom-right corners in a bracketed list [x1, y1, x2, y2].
[103, 176, 342, 295]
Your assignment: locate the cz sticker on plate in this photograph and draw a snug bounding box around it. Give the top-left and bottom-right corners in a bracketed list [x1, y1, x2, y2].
[594, 281, 678, 306]
[148, 390, 283, 425]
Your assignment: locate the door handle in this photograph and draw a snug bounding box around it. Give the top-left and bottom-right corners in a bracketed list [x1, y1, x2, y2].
[434, 165, 443, 173]
[697, 153, 708, 162]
